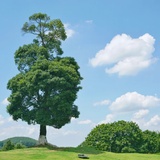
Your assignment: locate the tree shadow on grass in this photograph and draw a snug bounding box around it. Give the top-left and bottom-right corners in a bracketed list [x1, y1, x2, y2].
[54, 146, 103, 155]
[34, 143, 103, 155]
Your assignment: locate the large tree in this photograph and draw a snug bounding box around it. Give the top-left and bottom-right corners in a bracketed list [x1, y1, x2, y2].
[7, 13, 82, 144]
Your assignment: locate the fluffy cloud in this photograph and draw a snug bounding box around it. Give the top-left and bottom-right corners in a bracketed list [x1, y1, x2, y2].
[98, 92, 160, 131]
[145, 115, 160, 127]
[99, 114, 114, 124]
[109, 92, 160, 113]
[93, 99, 110, 106]
[0, 115, 5, 125]
[1, 98, 9, 105]
[89, 33, 156, 76]
[64, 24, 75, 38]
[0, 115, 90, 147]
[78, 119, 92, 125]
[0, 122, 38, 139]
[85, 20, 93, 24]
[133, 109, 149, 119]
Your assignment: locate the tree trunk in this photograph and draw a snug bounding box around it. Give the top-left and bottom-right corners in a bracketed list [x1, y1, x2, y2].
[38, 125, 48, 145]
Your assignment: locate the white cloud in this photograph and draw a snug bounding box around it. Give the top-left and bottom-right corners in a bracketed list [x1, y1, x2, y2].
[63, 130, 78, 136]
[89, 33, 156, 76]
[93, 99, 110, 106]
[109, 92, 160, 113]
[98, 92, 160, 131]
[85, 20, 93, 24]
[1, 98, 9, 105]
[78, 119, 92, 125]
[0, 122, 38, 140]
[99, 114, 114, 124]
[70, 117, 77, 122]
[8, 116, 13, 122]
[64, 24, 75, 38]
[0, 115, 5, 125]
[0, 115, 88, 147]
[133, 109, 149, 119]
[145, 115, 160, 127]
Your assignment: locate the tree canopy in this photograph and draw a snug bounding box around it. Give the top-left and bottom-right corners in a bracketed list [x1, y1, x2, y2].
[81, 120, 160, 153]
[7, 13, 82, 144]
[22, 13, 67, 55]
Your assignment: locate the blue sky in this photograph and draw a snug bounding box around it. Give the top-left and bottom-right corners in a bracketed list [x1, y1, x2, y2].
[1, 0, 160, 147]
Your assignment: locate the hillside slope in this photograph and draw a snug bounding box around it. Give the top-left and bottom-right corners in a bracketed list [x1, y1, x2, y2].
[0, 137, 37, 148]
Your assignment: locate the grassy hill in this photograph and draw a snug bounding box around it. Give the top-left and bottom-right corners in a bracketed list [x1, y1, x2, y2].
[0, 137, 37, 148]
[0, 147, 160, 160]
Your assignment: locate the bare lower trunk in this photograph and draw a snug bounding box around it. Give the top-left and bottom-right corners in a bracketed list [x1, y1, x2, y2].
[38, 125, 47, 145]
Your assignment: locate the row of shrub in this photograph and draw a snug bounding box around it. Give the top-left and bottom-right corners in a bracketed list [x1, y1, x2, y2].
[80, 120, 160, 153]
[0, 140, 26, 151]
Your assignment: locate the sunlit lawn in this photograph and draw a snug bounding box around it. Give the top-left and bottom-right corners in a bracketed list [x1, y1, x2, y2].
[0, 147, 160, 160]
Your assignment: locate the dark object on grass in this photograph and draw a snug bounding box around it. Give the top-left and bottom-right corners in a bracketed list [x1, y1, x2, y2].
[78, 154, 89, 159]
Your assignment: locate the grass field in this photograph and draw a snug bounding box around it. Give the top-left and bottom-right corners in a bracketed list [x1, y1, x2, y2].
[0, 147, 160, 160]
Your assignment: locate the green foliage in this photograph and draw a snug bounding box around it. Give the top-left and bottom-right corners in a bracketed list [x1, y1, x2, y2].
[2, 140, 15, 151]
[82, 120, 160, 153]
[82, 121, 143, 153]
[14, 44, 49, 72]
[15, 143, 26, 149]
[0, 142, 3, 148]
[7, 57, 82, 128]
[0, 137, 37, 149]
[7, 12, 82, 135]
[140, 130, 160, 153]
[22, 13, 67, 55]
[121, 147, 136, 153]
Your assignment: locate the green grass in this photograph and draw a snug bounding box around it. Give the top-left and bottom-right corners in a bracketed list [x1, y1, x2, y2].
[0, 147, 160, 160]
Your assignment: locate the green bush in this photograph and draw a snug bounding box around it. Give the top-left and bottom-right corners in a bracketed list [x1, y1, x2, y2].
[2, 140, 15, 151]
[82, 121, 143, 153]
[15, 143, 26, 149]
[140, 130, 160, 153]
[2, 140, 27, 151]
[121, 147, 136, 153]
[81, 120, 160, 153]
